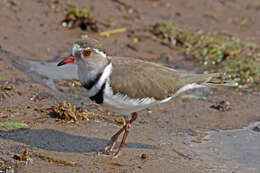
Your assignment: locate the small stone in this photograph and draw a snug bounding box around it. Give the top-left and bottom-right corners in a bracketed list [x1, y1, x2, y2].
[141, 153, 148, 159]
[13, 148, 29, 161]
[210, 100, 231, 112]
[3, 83, 15, 91]
[252, 126, 260, 132]
[147, 108, 152, 115]
[175, 12, 181, 17]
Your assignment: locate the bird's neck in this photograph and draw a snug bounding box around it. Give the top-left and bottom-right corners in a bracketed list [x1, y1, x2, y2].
[79, 59, 112, 93]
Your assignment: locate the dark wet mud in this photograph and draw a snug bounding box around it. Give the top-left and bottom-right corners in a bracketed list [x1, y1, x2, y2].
[1, 0, 260, 172]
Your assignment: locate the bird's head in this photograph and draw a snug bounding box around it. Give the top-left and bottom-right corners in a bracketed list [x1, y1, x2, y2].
[57, 38, 110, 84]
[57, 38, 108, 67]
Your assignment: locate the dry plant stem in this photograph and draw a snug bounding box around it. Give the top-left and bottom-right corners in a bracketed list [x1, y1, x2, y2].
[103, 112, 138, 157]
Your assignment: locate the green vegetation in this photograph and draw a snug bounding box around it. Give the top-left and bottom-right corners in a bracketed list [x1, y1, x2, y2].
[62, 8, 98, 31]
[151, 23, 260, 89]
[68, 80, 82, 87]
[66, 8, 91, 19]
[0, 121, 29, 128]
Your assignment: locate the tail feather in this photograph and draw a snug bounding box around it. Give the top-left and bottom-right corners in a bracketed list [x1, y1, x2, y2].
[202, 80, 238, 87]
[202, 73, 238, 87]
[180, 73, 238, 88]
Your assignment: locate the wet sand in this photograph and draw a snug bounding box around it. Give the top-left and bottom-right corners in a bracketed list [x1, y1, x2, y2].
[1, 0, 260, 172]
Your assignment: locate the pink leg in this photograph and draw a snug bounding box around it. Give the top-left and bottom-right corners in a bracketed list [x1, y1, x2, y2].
[103, 124, 126, 153]
[102, 112, 138, 155]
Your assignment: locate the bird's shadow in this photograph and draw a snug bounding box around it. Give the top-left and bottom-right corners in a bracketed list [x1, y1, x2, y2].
[0, 128, 158, 153]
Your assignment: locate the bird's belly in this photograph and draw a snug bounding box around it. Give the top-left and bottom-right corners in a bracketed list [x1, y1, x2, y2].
[102, 93, 159, 114]
[101, 102, 150, 114]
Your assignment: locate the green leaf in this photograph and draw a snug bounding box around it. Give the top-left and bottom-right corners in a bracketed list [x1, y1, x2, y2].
[0, 121, 29, 129]
[67, 8, 78, 15]
[79, 8, 90, 18]
[133, 37, 139, 43]
[68, 80, 82, 87]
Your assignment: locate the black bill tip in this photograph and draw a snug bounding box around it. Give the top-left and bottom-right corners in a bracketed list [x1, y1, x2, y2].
[57, 60, 65, 66]
[57, 55, 75, 67]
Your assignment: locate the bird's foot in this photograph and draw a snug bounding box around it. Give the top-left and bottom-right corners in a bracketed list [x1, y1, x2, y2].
[97, 113, 138, 158]
[102, 138, 117, 153]
[101, 124, 127, 154]
[97, 151, 112, 157]
[97, 151, 120, 159]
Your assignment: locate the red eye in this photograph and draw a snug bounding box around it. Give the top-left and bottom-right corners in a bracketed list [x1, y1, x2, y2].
[83, 49, 92, 57]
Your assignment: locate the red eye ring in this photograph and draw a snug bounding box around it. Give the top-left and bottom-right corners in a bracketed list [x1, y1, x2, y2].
[83, 49, 92, 57]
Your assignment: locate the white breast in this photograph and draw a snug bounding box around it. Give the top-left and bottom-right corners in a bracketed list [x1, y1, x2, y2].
[78, 62, 112, 97]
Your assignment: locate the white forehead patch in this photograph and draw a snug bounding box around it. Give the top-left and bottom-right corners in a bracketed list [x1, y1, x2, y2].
[72, 43, 80, 56]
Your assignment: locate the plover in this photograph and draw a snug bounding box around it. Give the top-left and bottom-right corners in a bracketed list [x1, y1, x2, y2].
[57, 38, 235, 157]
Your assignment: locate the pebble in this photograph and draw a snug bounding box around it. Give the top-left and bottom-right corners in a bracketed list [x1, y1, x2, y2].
[141, 153, 148, 159]
[252, 125, 260, 132]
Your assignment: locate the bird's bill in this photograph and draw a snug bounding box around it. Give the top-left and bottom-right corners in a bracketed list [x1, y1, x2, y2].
[57, 55, 75, 66]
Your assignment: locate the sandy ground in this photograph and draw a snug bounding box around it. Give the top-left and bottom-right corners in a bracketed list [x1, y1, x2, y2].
[1, 0, 260, 172]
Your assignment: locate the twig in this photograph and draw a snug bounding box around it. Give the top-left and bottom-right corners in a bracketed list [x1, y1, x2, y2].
[172, 148, 192, 160]
[99, 28, 126, 37]
[33, 153, 79, 167]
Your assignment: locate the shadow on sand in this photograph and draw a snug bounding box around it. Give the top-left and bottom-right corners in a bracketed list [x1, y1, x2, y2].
[0, 128, 158, 152]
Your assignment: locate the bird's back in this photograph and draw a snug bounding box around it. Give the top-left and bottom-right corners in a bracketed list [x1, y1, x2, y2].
[109, 56, 217, 100]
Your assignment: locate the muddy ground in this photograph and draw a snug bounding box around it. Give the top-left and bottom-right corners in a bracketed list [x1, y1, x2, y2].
[0, 0, 260, 172]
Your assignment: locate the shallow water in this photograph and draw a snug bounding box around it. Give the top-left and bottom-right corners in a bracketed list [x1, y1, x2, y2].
[192, 122, 260, 172]
[27, 60, 78, 90]
[211, 122, 260, 165]
[21, 60, 93, 104]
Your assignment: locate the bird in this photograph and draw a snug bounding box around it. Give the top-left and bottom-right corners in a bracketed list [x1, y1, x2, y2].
[57, 37, 236, 157]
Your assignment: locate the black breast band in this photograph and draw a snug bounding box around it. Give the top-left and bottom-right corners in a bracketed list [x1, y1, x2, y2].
[83, 73, 102, 90]
[89, 83, 106, 104]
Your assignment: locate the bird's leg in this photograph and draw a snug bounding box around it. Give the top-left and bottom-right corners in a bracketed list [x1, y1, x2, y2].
[103, 124, 126, 153]
[102, 112, 138, 155]
[113, 112, 138, 158]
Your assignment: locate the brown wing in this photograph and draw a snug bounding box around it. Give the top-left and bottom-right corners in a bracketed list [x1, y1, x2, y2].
[109, 56, 187, 100]
[109, 56, 221, 100]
